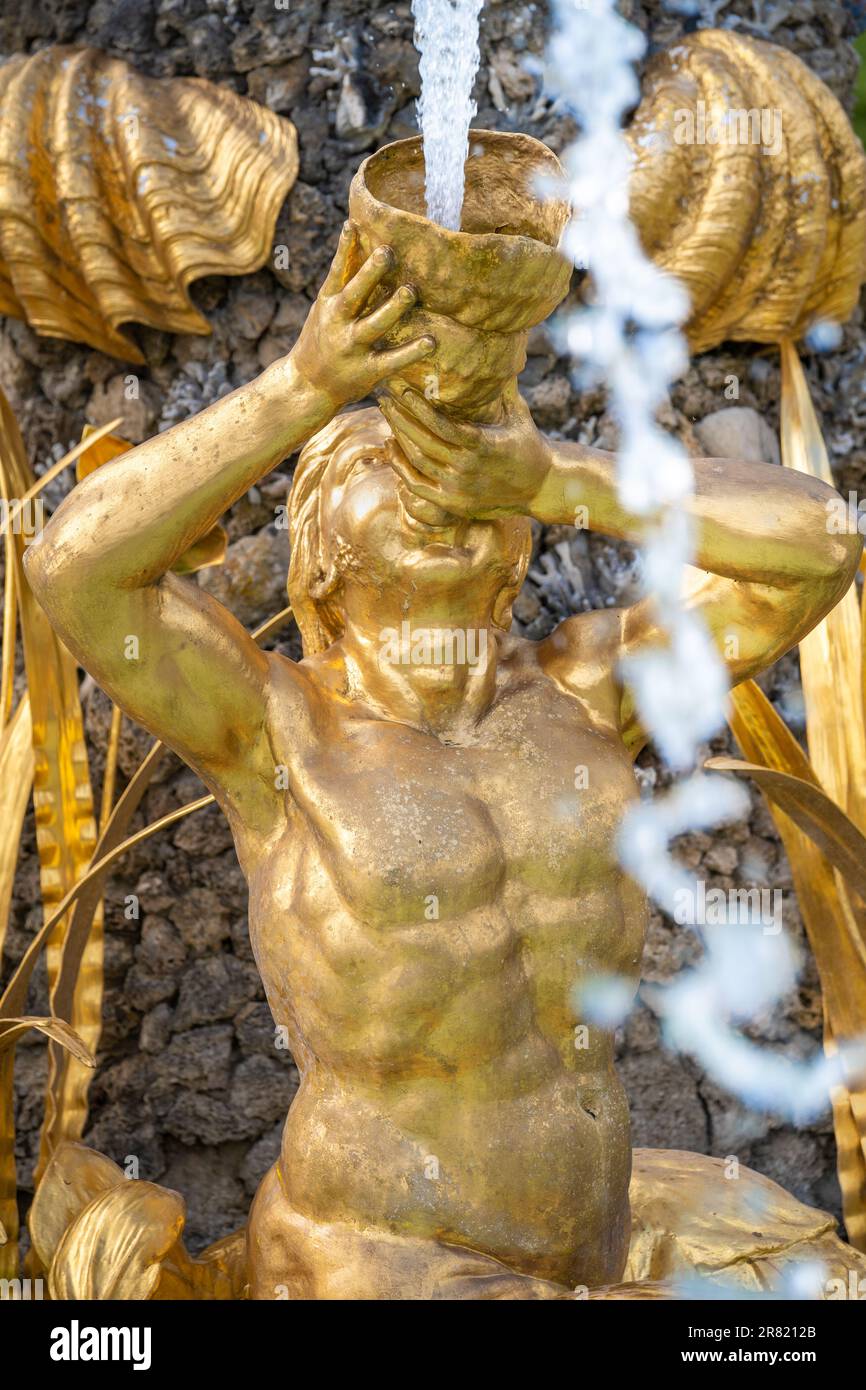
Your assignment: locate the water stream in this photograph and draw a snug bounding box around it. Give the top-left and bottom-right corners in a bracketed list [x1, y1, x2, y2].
[412, 0, 484, 230]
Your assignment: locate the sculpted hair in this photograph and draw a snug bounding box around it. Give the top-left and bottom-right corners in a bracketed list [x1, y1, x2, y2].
[287, 407, 389, 656]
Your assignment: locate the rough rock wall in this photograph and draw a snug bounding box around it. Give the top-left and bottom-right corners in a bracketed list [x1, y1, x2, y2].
[1, 0, 863, 1249]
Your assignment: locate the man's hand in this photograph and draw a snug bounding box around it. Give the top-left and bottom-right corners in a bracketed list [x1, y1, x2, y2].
[379, 382, 553, 520]
[291, 221, 435, 408]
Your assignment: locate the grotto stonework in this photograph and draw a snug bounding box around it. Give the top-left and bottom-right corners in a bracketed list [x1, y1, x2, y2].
[2, 0, 865, 1252]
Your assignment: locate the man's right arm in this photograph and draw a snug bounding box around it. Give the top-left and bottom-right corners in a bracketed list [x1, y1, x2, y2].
[24, 227, 434, 821]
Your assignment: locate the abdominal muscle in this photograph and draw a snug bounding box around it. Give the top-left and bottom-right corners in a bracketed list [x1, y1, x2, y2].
[242, 668, 643, 1299]
[246, 1059, 631, 1299]
[245, 889, 635, 1299]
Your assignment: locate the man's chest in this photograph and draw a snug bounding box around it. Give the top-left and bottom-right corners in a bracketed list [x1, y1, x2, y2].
[266, 679, 639, 918]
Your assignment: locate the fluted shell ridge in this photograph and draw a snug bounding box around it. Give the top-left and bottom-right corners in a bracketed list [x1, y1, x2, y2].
[0, 46, 299, 363]
[626, 30, 866, 353]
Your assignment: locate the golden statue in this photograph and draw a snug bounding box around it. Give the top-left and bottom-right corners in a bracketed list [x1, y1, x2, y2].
[16, 30, 866, 1301]
[23, 186, 864, 1297]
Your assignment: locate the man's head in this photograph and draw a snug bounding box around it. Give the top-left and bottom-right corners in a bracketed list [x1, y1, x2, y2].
[287, 408, 532, 657]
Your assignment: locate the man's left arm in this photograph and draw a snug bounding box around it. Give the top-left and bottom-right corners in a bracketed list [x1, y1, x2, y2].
[380, 382, 862, 714]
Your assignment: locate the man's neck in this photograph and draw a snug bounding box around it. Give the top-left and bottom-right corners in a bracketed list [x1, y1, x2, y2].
[337, 614, 500, 736]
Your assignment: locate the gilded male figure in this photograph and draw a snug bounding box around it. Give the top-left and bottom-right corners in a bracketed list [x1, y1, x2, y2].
[26, 226, 860, 1298]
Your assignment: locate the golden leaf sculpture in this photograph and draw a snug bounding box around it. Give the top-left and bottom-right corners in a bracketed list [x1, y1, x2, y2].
[707, 755, 866, 902]
[0, 696, 33, 963]
[0, 410, 229, 1261]
[778, 342, 866, 830]
[625, 1149, 866, 1291]
[31, 1142, 247, 1299]
[0, 1017, 94, 1064]
[707, 344, 866, 1248]
[0, 46, 299, 363]
[0, 1018, 93, 1279]
[627, 30, 866, 352]
[711, 684, 866, 1250]
[50, 1182, 187, 1301]
[0, 587, 291, 1281]
[28, 1138, 125, 1271]
[0, 390, 104, 1228]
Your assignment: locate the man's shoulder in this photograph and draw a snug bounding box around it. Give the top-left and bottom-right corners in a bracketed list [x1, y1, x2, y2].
[504, 614, 627, 727]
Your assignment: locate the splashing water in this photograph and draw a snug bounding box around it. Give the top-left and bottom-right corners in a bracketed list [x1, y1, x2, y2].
[543, 0, 865, 1120]
[412, 0, 484, 229]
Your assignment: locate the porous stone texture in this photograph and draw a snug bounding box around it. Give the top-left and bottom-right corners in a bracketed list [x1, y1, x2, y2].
[1, 0, 864, 1250]
[695, 407, 781, 466]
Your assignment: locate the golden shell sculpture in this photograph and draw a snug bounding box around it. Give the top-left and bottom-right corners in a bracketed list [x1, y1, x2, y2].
[626, 30, 866, 353]
[0, 46, 299, 364]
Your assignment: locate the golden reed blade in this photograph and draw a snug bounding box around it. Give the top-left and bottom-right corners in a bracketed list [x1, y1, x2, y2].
[0, 1015, 93, 1279]
[779, 340, 866, 830]
[0, 744, 168, 1027]
[99, 704, 122, 834]
[706, 755, 866, 916]
[780, 338, 866, 1244]
[0, 1017, 94, 1065]
[0, 510, 15, 731]
[827, 1021, 866, 1250]
[728, 680, 866, 1248]
[0, 697, 34, 962]
[728, 683, 866, 1040]
[2, 792, 213, 1074]
[0, 388, 103, 1185]
[0, 1051, 14, 1278]
[861, 550, 866, 741]
[0, 697, 34, 1279]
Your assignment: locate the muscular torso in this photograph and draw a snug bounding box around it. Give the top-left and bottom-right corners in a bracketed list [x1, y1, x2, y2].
[233, 634, 646, 1294]
[229, 636, 644, 1295]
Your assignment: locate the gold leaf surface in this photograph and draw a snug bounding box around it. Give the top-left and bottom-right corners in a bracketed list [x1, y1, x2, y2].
[727, 680, 866, 1249]
[29, 1140, 123, 1270]
[49, 1181, 185, 1300]
[726, 681, 866, 1038]
[779, 340, 866, 831]
[0, 388, 102, 1183]
[627, 31, 866, 352]
[78, 424, 228, 573]
[0, 46, 298, 362]
[0, 696, 34, 962]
